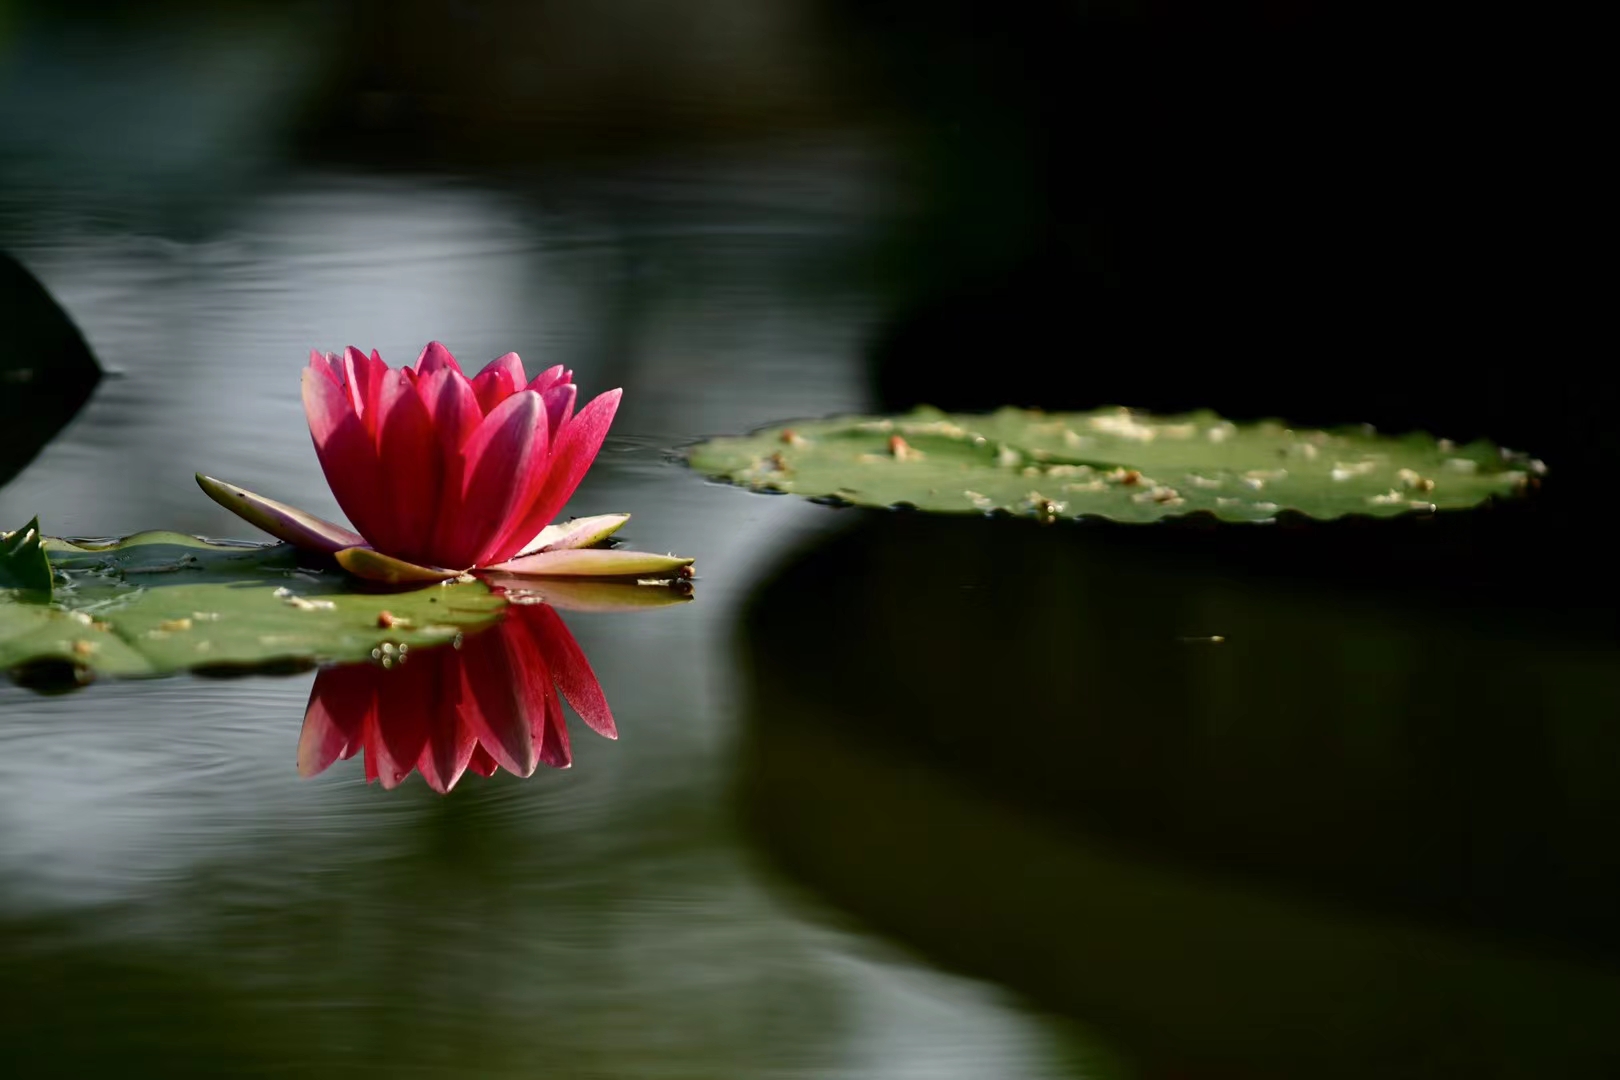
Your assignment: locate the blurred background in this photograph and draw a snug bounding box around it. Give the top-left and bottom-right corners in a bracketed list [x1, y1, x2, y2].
[2, 2, 1615, 1077]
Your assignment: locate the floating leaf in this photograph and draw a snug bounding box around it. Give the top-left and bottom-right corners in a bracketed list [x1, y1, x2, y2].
[1, 531, 505, 683]
[687, 407, 1541, 523]
[0, 518, 53, 594]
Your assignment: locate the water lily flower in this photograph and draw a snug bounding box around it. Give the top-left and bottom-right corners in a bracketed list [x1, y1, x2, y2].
[298, 599, 629, 791]
[198, 343, 693, 584]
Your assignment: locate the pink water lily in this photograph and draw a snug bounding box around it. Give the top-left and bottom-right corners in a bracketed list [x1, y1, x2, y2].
[198, 342, 693, 584]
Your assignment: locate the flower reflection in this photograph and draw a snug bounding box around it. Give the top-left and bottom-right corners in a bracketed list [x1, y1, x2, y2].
[298, 588, 665, 791]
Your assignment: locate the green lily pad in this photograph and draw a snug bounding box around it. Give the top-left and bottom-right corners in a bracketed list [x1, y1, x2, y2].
[0, 518, 53, 594]
[2, 531, 505, 683]
[687, 407, 1542, 523]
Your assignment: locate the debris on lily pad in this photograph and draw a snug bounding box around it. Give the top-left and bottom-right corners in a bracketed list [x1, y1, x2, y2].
[687, 407, 1543, 523]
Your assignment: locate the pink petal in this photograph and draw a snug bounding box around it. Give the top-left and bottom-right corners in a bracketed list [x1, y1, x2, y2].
[469, 352, 527, 414]
[303, 366, 388, 545]
[416, 368, 487, 569]
[375, 368, 443, 565]
[416, 368, 483, 443]
[513, 513, 630, 558]
[342, 346, 388, 439]
[540, 383, 576, 445]
[308, 350, 342, 385]
[416, 341, 462, 376]
[496, 389, 620, 562]
[488, 547, 692, 578]
[448, 391, 548, 570]
[528, 604, 616, 739]
[334, 547, 460, 584]
[195, 474, 367, 555]
[525, 365, 567, 394]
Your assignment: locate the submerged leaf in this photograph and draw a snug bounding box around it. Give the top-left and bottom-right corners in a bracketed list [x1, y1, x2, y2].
[687, 407, 1542, 523]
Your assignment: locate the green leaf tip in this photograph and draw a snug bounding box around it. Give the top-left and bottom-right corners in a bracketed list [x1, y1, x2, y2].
[0, 516, 53, 595]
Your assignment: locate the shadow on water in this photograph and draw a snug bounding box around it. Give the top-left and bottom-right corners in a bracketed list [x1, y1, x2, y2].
[737, 500, 1620, 1079]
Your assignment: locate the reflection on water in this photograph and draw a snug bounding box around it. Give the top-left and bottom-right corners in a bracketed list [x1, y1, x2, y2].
[741, 510, 1620, 1079]
[301, 594, 660, 791]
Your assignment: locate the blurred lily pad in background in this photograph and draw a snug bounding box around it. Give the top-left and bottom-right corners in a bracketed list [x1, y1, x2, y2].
[0, 252, 101, 491]
[0, 529, 504, 685]
[689, 407, 1541, 523]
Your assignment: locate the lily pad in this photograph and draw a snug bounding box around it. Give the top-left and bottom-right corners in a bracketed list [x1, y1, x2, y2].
[1, 531, 505, 683]
[687, 407, 1542, 523]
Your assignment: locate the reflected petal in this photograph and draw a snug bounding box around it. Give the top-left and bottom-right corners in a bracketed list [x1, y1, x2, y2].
[293, 600, 646, 791]
[458, 623, 540, 778]
[299, 662, 376, 777]
[528, 604, 615, 739]
[371, 652, 437, 789]
[538, 674, 571, 768]
[467, 744, 500, 778]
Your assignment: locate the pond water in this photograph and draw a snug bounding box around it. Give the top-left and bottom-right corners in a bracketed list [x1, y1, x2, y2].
[4, 9, 1618, 1080]
[0, 102, 1101, 1076]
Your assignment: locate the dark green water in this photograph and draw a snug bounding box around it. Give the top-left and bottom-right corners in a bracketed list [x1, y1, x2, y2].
[3, 6, 1617, 1078]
